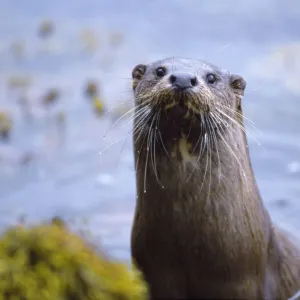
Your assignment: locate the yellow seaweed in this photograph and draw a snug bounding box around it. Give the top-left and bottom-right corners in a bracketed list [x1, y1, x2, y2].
[0, 222, 147, 300]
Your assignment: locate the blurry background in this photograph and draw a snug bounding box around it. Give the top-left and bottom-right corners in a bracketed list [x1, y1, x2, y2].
[0, 0, 299, 261]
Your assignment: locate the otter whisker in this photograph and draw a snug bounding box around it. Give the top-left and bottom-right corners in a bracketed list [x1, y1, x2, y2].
[218, 104, 263, 137]
[186, 115, 209, 183]
[212, 112, 248, 188]
[206, 118, 213, 202]
[135, 124, 150, 174]
[187, 119, 193, 139]
[133, 108, 156, 174]
[216, 108, 262, 147]
[216, 107, 248, 133]
[129, 105, 152, 130]
[103, 100, 151, 139]
[158, 129, 174, 163]
[190, 112, 206, 157]
[104, 102, 137, 134]
[98, 136, 129, 156]
[149, 130, 156, 188]
[220, 135, 249, 192]
[132, 116, 151, 145]
[116, 108, 152, 169]
[149, 128, 156, 183]
[197, 118, 211, 195]
[130, 112, 151, 137]
[219, 104, 258, 127]
[99, 106, 152, 159]
[199, 115, 207, 157]
[190, 130, 202, 157]
[135, 110, 152, 170]
[124, 102, 154, 127]
[133, 108, 154, 145]
[115, 132, 131, 168]
[132, 104, 155, 132]
[134, 123, 149, 146]
[143, 114, 157, 193]
[152, 111, 165, 188]
[102, 90, 135, 115]
[207, 115, 222, 185]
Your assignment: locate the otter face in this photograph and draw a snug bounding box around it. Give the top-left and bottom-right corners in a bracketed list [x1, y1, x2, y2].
[131, 57, 246, 155]
[132, 57, 245, 112]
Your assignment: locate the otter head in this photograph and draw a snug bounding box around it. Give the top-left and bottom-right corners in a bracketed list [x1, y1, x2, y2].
[131, 57, 246, 159]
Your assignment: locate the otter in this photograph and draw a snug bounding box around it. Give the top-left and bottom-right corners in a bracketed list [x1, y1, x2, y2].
[130, 57, 300, 300]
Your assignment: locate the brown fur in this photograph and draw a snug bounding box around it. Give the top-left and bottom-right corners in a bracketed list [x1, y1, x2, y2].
[130, 57, 300, 299]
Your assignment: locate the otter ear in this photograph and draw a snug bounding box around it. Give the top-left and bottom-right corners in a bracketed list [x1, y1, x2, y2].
[132, 64, 147, 80]
[230, 74, 246, 96]
[132, 64, 147, 90]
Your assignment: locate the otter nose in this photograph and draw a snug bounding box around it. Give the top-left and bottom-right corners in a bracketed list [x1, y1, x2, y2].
[169, 73, 198, 90]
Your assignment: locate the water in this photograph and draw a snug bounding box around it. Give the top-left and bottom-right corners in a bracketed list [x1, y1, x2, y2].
[0, 0, 300, 261]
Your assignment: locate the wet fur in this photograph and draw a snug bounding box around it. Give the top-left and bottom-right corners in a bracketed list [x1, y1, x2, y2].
[130, 57, 300, 299]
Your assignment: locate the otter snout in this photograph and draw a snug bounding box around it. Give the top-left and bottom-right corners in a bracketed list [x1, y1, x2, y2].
[169, 73, 198, 90]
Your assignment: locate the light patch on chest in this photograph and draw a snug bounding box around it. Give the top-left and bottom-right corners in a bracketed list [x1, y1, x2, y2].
[178, 136, 197, 165]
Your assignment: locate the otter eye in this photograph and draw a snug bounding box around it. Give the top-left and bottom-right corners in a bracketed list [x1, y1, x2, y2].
[156, 67, 166, 77]
[206, 74, 217, 84]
